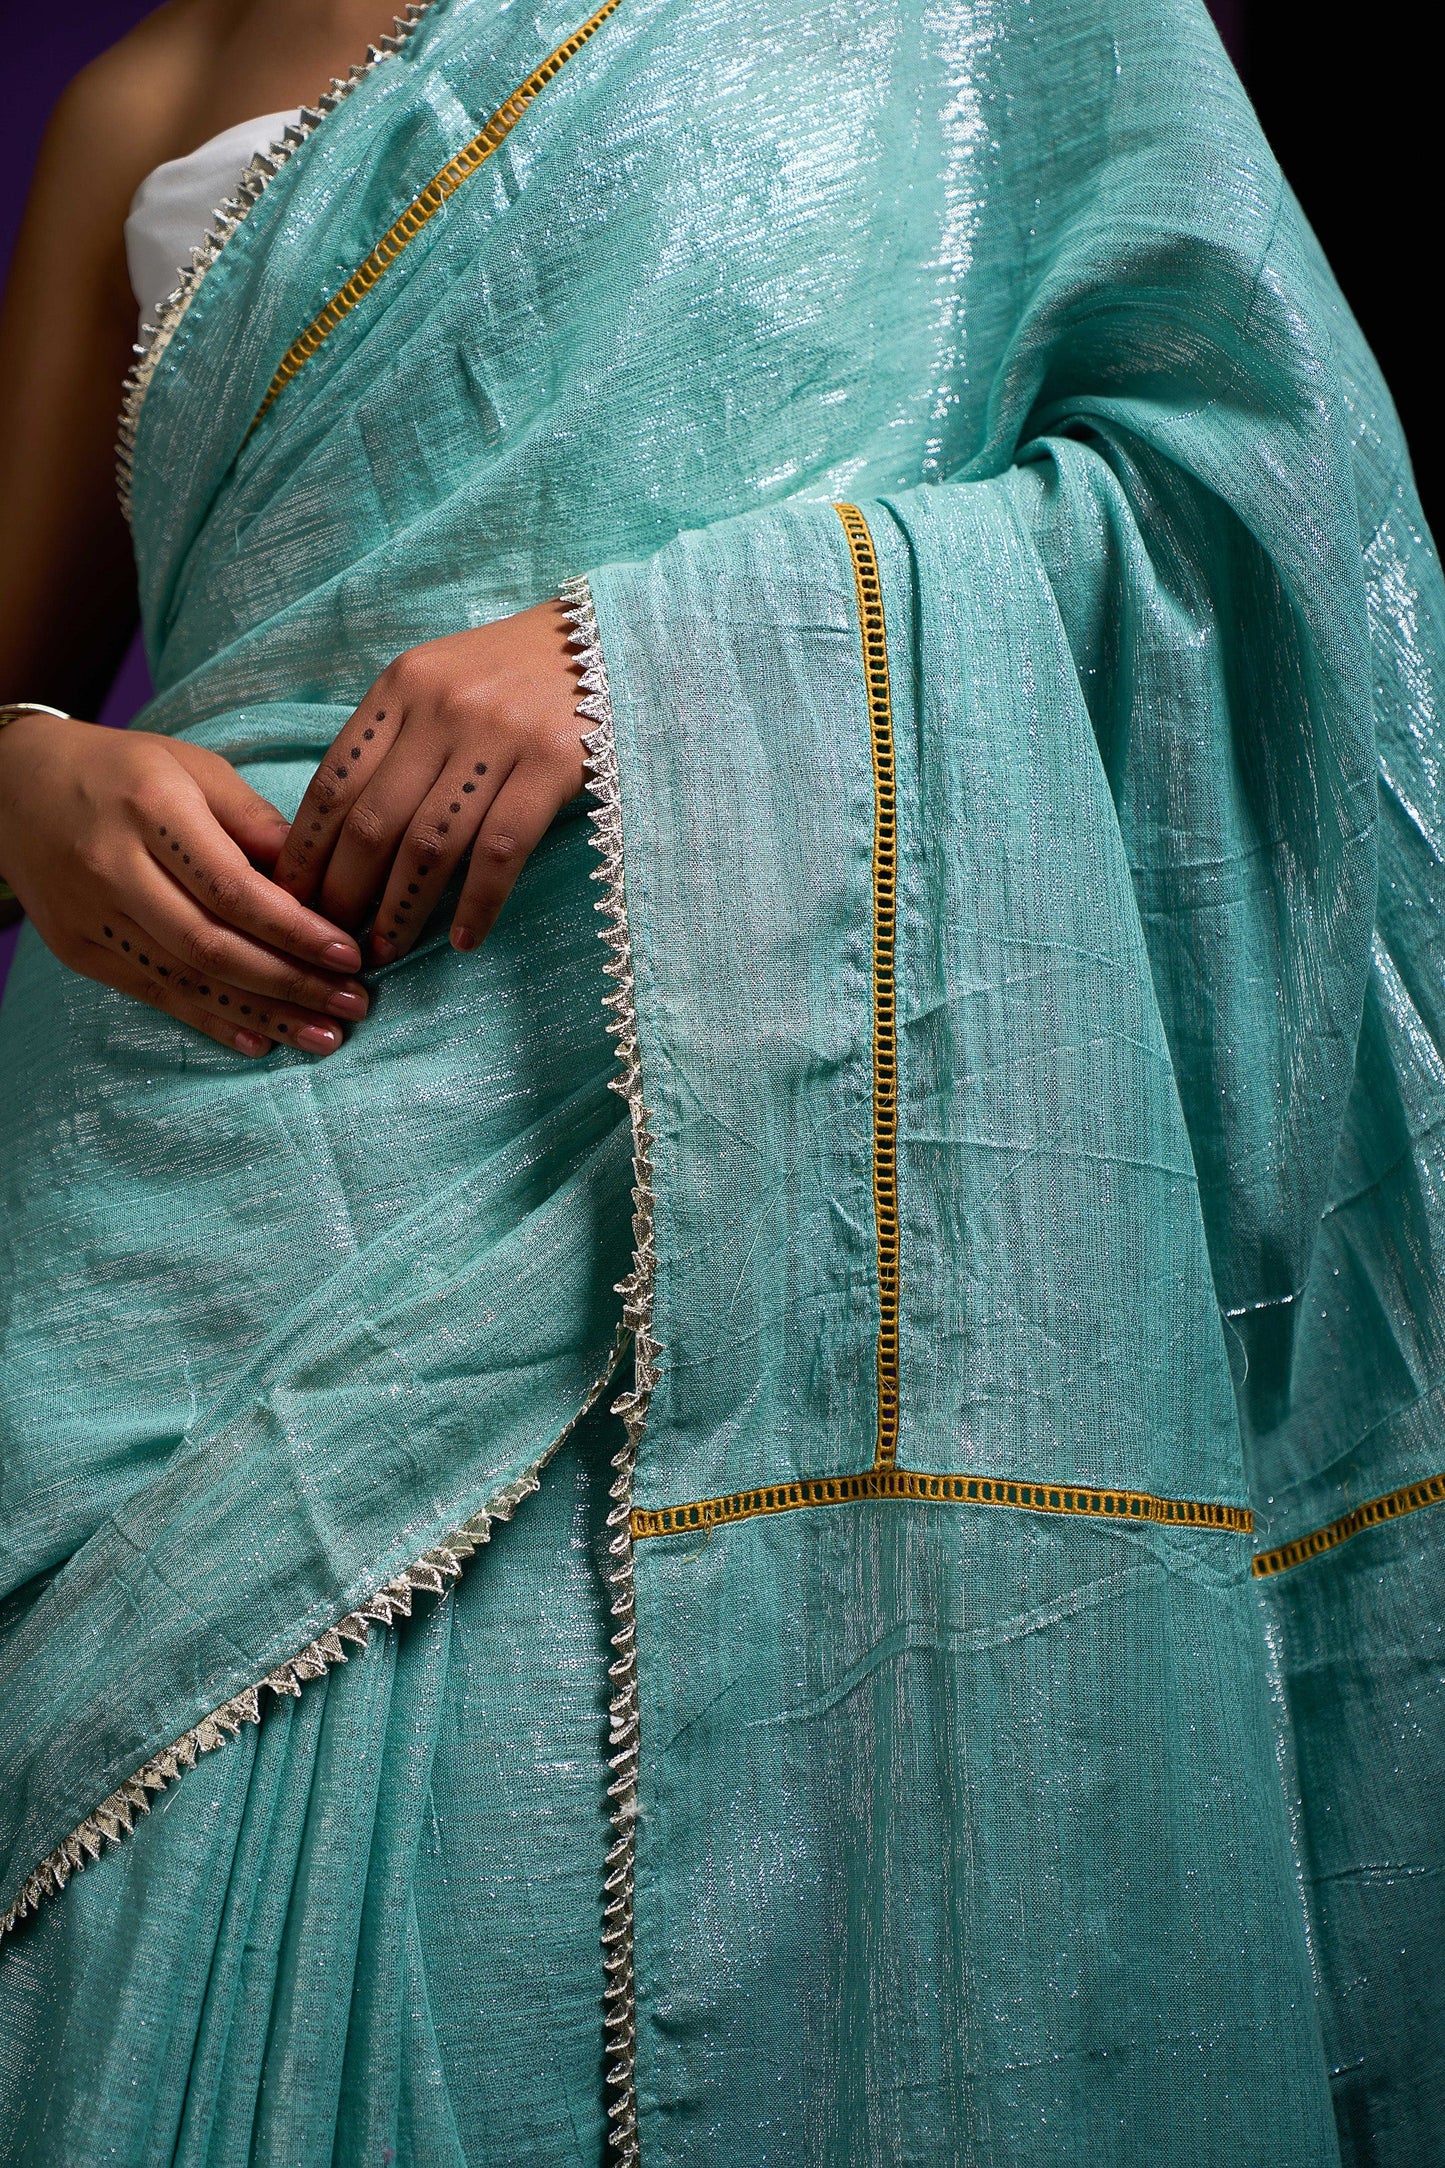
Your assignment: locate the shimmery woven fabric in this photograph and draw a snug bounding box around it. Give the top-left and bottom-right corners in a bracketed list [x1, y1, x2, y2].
[1, 0, 1442, 2157]
[0, 1409, 620, 2165]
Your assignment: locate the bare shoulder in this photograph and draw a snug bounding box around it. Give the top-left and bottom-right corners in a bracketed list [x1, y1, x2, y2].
[11, 0, 390, 315]
[0, 1, 229, 438]
[33, 0, 220, 243]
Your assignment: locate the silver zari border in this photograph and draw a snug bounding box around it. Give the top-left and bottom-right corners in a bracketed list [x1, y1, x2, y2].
[3, 571, 657, 2164]
[115, 1, 437, 517]
[561, 572, 655, 2164]
[0, 1342, 624, 1944]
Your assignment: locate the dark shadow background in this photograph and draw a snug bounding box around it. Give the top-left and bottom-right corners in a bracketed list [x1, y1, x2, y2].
[1, 0, 1440, 981]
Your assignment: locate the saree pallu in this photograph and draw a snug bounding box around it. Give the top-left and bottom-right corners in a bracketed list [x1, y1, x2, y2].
[3, 0, 1444, 2159]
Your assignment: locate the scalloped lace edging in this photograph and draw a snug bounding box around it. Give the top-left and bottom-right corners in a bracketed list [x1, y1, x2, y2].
[563, 572, 655, 2163]
[0, 1333, 625, 1943]
[4, 572, 659, 2168]
[115, 1, 438, 516]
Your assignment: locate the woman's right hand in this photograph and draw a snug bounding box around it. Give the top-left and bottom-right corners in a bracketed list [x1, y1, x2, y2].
[0, 714, 371, 1057]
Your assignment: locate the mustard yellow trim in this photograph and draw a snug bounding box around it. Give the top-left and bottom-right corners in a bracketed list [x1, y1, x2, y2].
[249, 0, 624, 431]
[631, 1466, 1254, 1541]
[1252, 1468, 1445, 1577]
[835, 504, 901, 1469]
[632, 511, 1266, 1560]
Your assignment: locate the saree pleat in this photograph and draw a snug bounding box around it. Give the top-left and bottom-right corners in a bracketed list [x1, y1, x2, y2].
[3, 0, 1445, 2154]
[0, 1411, 616, 2168]
[0, 785, 631, 1907]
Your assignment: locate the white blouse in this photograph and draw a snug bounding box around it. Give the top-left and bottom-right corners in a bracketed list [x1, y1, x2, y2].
[123, 110, 302, 329]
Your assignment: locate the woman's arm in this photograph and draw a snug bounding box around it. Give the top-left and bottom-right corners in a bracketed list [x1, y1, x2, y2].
[0, 10, 589, 1030]
[0, 40, 171, 710]
[0, 24, 374, 1054]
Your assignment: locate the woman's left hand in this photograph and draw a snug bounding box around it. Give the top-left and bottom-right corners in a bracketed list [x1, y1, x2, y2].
[272, 599, 585, 962]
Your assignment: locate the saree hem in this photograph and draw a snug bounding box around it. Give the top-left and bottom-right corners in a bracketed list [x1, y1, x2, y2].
[564, 573, 653, 2165]
[0, 1329, 626, 1947]
[0, 576, 656, 2168]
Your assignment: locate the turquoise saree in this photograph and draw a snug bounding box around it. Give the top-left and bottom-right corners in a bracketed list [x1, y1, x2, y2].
[2, 0, 1444, 2158]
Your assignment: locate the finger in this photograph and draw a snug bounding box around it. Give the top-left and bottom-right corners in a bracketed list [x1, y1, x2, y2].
[87, 919, 351, 1057]
[369, 753, 511, 961]
[138, 799, 365, 977]
[452, 766, 566, 952]
[316, 740, 455, 931]
[273, 694, 405, 902]
[166, 740, 294, 867]
[115, 860, 371, 1023]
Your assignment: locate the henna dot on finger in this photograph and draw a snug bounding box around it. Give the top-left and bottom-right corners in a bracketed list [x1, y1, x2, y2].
[138, 953, 150, 966]
[183, 854, 191, 864]
[450, 802, 461, 814]
[437, 822, 449, 836]
[158, 826, 167, 837]
[158, 966, 170, 977]
[407, 883, 420, 895]
[462, 782, 476, 794]
[277, 1022, 289, 1033]
[198, 984, 211, 995]
[335, 766, 349, 779]
[374, 710, 386, 722]
[474, 763, 487, 776]
[240, 1005, 252, 1015]
[103, 926, 113, 938]
[218, 995, 230, 1006]
[171, 841, 180, 852]
[350, 747, 360, 759]
[121, 940, 131, 952]
[364, 728, 376, 741]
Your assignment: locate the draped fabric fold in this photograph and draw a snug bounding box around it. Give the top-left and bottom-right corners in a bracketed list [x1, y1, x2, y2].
[0, 1416, 622, 2165]
[2, 0, 1443, 2156]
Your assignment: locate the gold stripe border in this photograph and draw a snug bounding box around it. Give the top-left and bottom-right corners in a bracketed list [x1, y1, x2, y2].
[835, 504, 901, 1470]
[631, 1466, 1253, 1541]
[249, 0, 623, 431]
[1251, 1468, 1445, 1577]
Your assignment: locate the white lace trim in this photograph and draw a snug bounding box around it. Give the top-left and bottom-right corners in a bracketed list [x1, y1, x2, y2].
[3, 567, 657, 2168]
[562, 572, 654, 2162]
[0, 1338, 624, 1942]
[115, 1, 438, 517]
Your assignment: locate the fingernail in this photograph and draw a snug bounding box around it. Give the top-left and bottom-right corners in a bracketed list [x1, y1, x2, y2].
[297, 1024, 342, 1055]
[234, 1030, 270, 1056]
[371, 934, 396, 963]
[327, 987, 368, 1019]
[322, 941, 361, 969]
[452, 926, 477, 953]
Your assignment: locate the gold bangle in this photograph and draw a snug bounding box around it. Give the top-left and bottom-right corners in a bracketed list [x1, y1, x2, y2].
[0, 704, 72, 906]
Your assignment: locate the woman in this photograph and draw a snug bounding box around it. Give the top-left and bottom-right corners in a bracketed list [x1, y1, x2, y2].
[1, 0, 1441, 2159]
